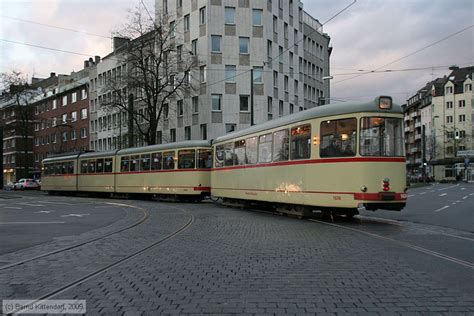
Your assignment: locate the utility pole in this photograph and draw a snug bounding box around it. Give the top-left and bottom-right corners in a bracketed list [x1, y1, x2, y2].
[422, 124, 426, 183]
[127, 93, 134, 148]
[250, 69, 254, 126]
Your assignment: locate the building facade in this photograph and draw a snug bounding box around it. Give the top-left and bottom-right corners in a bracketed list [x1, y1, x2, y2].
[404, 66, 474, 181]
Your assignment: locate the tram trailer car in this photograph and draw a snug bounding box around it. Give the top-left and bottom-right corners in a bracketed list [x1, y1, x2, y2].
[42, 141, 213, 200]
[211, 96, 407, 217]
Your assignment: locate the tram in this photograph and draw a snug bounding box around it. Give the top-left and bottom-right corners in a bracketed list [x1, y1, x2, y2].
[211, 96, 407, 217]
[42, 141, 213, 200]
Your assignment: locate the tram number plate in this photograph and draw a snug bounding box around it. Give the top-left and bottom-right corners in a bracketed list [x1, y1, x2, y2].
[379, 192, 395, 201]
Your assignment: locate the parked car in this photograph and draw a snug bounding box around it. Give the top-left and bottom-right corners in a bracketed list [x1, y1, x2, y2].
[4, 182, 15, 190]
[13, 178, 40, 190]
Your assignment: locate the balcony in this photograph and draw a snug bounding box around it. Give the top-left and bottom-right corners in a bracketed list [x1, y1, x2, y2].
[415, 121, 422, 128]
[404, 126, 410, 132]
[415, 134, 422, 140]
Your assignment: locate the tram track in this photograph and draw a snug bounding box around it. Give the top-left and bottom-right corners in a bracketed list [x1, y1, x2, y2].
[8, 206, 194, 314]
[0, 202, 149, 271]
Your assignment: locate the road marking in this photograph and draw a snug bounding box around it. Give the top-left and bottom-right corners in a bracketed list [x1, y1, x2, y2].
[4, 207, 22, 210]
[463, 196, 469, 200]
[456, 200, 461, 203]
[461, 188, 466, 190]
[35, 210, 53, 214]
[61, 214, 90, 218]
[430, 190, 435, 193]
[470, 193, 474, 196]
[438, 184, 460, 191]
[0, 221, 65, 225]
[420, 192, 427, 195]
[434, 205, 450, 213]
[439, 193, 447, 197]
[39, 201, 75, 205]
[407, 194, 415, 197]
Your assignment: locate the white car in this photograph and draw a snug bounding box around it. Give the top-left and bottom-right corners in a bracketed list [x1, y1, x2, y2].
[14, 179, 40, 190]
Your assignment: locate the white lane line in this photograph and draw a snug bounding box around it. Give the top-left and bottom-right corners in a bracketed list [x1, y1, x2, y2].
[439, 193, 447, 197]
[420, 192, 427, 195]
[35, 210, 53, 214]
[461, 188, 466, 191]
[0, 221, 65, 225]
[4, 207, 22, 210]
[438, 184, 460, 191]
[463, 196, 469, 200]
[456, 200, 462, 203]
[39, 201, 75, 205]
[470, 193, 474, 196]
[60, 213, 90, 218]
[434, 205, 450, 213]
[19, 203, 45, 207]
[430, 190, 435, 193]
[407, 194, 415, 198]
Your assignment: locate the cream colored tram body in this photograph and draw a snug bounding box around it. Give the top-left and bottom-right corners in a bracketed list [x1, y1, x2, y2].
[78, 151, 117, 193]
[42, 154, 79, 192]
[114, 141, 212, 198]
[211, 97, 407, 216]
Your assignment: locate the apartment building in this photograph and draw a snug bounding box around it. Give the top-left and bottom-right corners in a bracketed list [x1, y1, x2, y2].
[404, 66, 474, 181]
[151, 0, 331, 142]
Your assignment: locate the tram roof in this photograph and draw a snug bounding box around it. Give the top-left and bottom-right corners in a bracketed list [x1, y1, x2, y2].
[214, 97, 402, 143]
[43, 153, 80, 163]
[116, 140, 212, 156]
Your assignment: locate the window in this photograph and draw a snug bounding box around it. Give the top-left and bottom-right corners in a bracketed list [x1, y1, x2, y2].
[234, 139, 246, 165]
[211, 35, 221, 53]
[80, 108, 88, 119]
[62, 113, 67, 123]
[279, 100, 283, 117]
[192, 96, 199, 113]
[226, 124, 236, 133]
[163, 0, 168, 14]
[284, 22, 288, 40]
[252, 9, 262, 26]
[200, 65, 207, 82]
[459, 130, 466, 138]
[446, 131, 454, 139]
[267, 40, 272, 59]
[284, 75, 288, 91]
[141, 154, 151, 171]
[215, 145, 225, 168]
[199, 7, 206, 25]
[163, 103, 169, 119]
[184, 126, 191, 140]
[71, 130, 77, 140]
[80, 127, 87, 138]
[246, 136, 258, 164]
[72, 92, 77, 103]
[71, 111, 77, 122]
[163, 151, 176, 169]
[267, 97, 273, 120]
[289, 103, 294, 114]
[225, 7, 235, 24]
[273, 71, 278, 87]
[253, 67, 263, 83]
[169, 21, 175, 37]
[273, 129, 289, 161]
[211, 94, 222, 111]
[240, 95, 249, 112]
[447, 116, 453, 123]
[121, 156, 129, 172]
[459, 100, 465, 107]
[459, 114, 466, 122]
[465, 83, 472, 91]
[360, 117, 404, 157]
[446, 101, 453, 109]
[104, 158, 113, 173]
[81, 88, 87, 99]
[96, 158, 104, 173]
[52, 99, 57, 109]
[291, 125, 311, 159]
[177, 100, 184, 116]
[129, 155, 139, 172]
[178, 150, 195, 169]
[191, 39, 197, 56]
[87, 160, 96, 173]
[151, 152, 162, 170]
[239, 37, 249, 54]
[446, 86, 453, 94]
[273, 15, 278, 33]
[170, 129, 176, 142]
[184, 14, 190, 31]
[321, 119, 357, 157]
[257, 133, 272, 163]
[200, 124, 207, 140]
[177, 45, 182, 62]
[225, 65, 236, 82]
[198, 149, 213, 168]
[62, 95, 68, 106]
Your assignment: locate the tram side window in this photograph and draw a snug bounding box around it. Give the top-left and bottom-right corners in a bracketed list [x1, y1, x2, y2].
[81, 161, 88, 173]
[44, 165, 49, 176]
[130, 155, 140, 172]
[178, 150, 196, 169]
[87, 160, 96, 173]
[320, 118, 356, 157]
[198, 149, 213, 168]
[234, 140, 246, 165]
[151, 153, 162, 170]
[224, 143, 234, 166]
[60, 163, 67, 174]
[141, 154, 151, 171]
[215, 145, 225, 168]
[360, 117, 404, 157]
[104, 158, 113, 173]
[66, 162, 74, 174]
[245, 136, 258, 164]
[258, 133, 273, 163]
[121, 156, 130, 172]
[163, 151, 176, 170]
[96, 159, 104, 173]
[291, 125, 311, 159]
[273, 129, 289, 161]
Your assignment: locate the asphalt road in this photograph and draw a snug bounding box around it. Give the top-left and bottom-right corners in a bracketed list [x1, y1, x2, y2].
[360, 182, 474, 232]
[0, 191, 130, 255]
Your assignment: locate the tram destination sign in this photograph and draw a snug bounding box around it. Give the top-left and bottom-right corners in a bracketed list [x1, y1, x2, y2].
[457, 150, 474, 157]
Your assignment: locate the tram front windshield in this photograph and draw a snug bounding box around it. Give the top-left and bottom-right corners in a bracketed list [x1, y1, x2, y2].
[360, 117, 404, 157]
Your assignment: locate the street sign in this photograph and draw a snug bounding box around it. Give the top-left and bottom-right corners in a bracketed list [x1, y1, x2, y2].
[457, 150, 474, 157]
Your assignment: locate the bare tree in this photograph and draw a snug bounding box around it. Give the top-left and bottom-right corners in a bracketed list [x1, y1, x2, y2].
[100, 6, 198, 147]
[0, 71, 38, 179]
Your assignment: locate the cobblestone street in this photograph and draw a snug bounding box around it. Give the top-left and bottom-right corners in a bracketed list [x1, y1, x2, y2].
[1, 192, 473, 315]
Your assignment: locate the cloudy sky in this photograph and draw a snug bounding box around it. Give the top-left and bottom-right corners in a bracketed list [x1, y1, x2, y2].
[1, 0, 473, 104]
